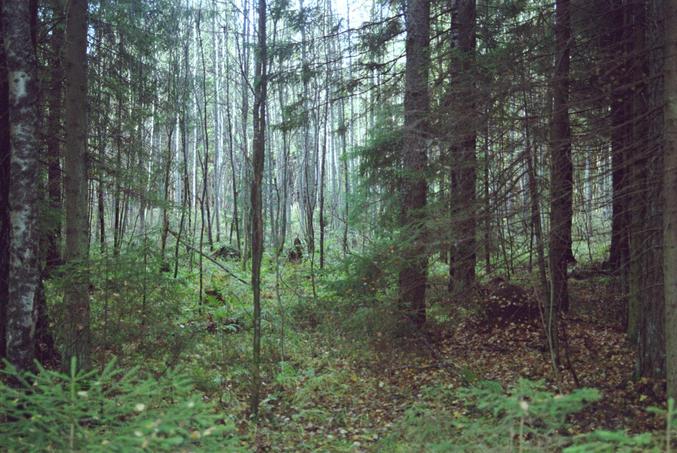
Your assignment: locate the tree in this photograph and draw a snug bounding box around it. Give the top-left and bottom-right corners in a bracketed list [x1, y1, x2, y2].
[250, 0, 268, 416]
[633, 0, 665, 379]
[608, 0, 631, 276]
[448, 0, 477, 295]
[46, 0, 65, 272]
[546, 0, 573, 361]
[0, 1, 11, 360]
[2, 0, 41, 371]
[62, 0, 90, 370]
[398, 0, 430, 328]
[664, 0, 677, 400]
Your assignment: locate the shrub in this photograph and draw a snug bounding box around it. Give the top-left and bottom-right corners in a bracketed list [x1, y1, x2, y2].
[565, 397, 676, 452]
[47, 247, 196, 368]
[377, 379, 601, 452]
[0, 359, 241, 452]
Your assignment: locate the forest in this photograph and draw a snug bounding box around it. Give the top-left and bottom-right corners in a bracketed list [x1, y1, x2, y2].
[1, 0, 677, 450]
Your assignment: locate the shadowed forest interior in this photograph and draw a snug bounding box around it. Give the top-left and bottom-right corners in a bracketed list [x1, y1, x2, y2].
[1, 0, 677, 450]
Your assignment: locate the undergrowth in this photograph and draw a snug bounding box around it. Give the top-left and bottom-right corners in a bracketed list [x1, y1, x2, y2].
[3, 244, 674, 452]
[0, 358, 240, 452]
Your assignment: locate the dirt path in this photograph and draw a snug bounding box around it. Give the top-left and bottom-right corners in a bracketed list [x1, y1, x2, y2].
[254, 279, 665, 451]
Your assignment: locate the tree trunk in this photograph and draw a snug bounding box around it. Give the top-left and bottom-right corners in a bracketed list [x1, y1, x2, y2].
[635, 0, 665, 379]
[483, 111, 491, 273]
[239, 0, 251, 264]
[250, 0, 267, 417]
[160, 127, 174, 268]
[340, 96, 349, 255]
[608, 0, 632, 278]
[197, 9, 213, 251]
[0, 4, 11, 360]
[520, 73, 549, 311]
[175, 106, 190, 278]
[449, 0, 477, 295]
[319, 71, 329, 269]
[664, 0, 677, 400]
[113, 39, 124, 257]
[398, 0, 430, 329]
[224, 19, 241, 252]
[97, 168, 105, 253]
[62, 0, 90, 370]
[547, 0, 573, 361]
[213, 1, 222, 244]
[46, 0, 65, 271]
[2, 0, 42, 371]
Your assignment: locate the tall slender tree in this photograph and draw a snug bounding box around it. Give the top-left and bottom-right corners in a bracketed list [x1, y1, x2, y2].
[630, 0, 665, 379]
[0, 0, 10, 360]
[250, 0, 268, 417]
[46, 0, 65, 272]
[664, 0, 677, 399]
[547, 0, 573, 360]
[449, 0, 477, 295]
[608, 0, 630, 275]
[62, 0, 90, 370]
[399, 0, 430, 328]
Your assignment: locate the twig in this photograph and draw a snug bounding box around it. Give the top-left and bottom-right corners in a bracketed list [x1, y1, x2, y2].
[560, 318, 581, 387]
[168, 229, 249, 285]
[389, 361, 461, 373]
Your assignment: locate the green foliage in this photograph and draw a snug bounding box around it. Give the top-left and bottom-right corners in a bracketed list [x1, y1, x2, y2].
[564, 430, 656, 453]
[0, 359, 240, 452]
[359, 16, 403, 58]
[565, 398, 676, 452]
[293, 369, 351, 408]
[456, 379, 600, 431]
[377, 379, 601, 452]
[331, 240, 392, 301]
[48, 246, 195, 368]
[356, 121, 403, 192]
[275, 100, 309, 132]
[319, 237, 404, 339]
[274, 361, 303, 387]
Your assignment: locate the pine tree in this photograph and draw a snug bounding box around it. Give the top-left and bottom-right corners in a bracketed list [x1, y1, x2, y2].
[398, 0, 430, 328]
[62, 0, 90, 370]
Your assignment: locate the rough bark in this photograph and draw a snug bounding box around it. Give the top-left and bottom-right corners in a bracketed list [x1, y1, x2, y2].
[62, 0, 90, 370]
[46, 0, 65, 272]
[398, 0, 430, 329]
[547, 0, 573, 360]
[250, 0, 267, 417]
[664, 0, 677, 399]
[608, 0, 631, 275]
[449, 0, 477, 295]
[0, 3, 11, 360]
[2, 0, 41, 371]
[611, 0, 646, 340]
[636, 0, 665, 379]
[33, 0, 60, 369]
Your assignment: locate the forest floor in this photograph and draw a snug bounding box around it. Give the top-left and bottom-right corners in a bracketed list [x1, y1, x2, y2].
[246, 275, 667, 451]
